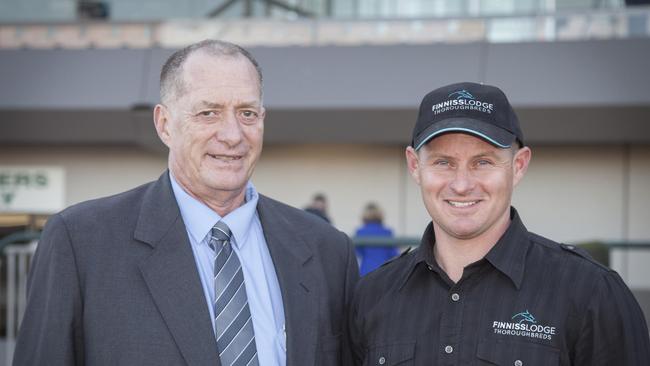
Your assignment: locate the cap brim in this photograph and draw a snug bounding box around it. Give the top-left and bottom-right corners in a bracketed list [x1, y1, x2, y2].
[413, 118, 517, 150]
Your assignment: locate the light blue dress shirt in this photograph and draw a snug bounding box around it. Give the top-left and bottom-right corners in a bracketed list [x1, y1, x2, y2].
[170, 173, 286, 366]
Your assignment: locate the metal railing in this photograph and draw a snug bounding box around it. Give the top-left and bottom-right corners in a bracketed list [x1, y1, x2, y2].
[0, 0, 628, 23]
[3, 241, 36, 365]
[0, 6, 648, 49]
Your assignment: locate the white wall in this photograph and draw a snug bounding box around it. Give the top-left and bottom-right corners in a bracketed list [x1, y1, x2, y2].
[1, 144, 647, 243]
[255, 144, 405, 236]
[513, 146, 627, 243]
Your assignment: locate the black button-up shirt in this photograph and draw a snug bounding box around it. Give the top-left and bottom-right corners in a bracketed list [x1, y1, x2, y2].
[350, 208, 650, 365]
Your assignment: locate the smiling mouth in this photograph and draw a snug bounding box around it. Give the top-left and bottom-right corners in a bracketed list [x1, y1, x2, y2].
[208, 154, 243, 161]
[446, 200, 479, 208]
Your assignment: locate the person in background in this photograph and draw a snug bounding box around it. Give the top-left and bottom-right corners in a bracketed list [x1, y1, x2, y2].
[304, 192, 331, 223]
[354, 202, 399, 276]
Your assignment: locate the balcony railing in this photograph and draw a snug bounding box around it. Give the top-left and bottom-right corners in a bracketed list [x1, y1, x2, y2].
[0, 7, 648, 49]
[0, 0, 630, 23]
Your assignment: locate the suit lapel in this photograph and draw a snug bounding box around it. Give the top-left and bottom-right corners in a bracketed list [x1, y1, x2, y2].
[134, 172, 219, 366]
[257, 195, 318, 366]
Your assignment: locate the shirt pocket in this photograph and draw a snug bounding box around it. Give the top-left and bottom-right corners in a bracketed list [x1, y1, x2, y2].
[476, 339, 560, 366]
[366, 341, 416, 366]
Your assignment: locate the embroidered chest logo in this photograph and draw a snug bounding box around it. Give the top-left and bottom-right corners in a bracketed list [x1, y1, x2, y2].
[512, 310, 536, 324]
[492, 310, 556, 340]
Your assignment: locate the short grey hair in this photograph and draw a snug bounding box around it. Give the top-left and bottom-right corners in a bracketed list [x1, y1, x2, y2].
[159, 39, 263, 104]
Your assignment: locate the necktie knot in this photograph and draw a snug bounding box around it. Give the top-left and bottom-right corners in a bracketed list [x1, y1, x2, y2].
[211, 221, 232, 243]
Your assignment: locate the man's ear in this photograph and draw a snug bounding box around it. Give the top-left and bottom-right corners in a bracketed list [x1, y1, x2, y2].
[153, 104, 172, 147]
[512, 146, 532, 187]
[405, 146, 422, 186]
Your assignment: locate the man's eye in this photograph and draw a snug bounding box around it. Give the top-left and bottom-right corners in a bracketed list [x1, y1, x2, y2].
[198, 110, 217, 117]
[239, 110, 259, 123]
[434, 160, 449, 166]
[476, 159, 492, 166]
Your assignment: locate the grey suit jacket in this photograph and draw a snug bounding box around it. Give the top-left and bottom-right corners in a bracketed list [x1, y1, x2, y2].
[14, 172, 359, 366]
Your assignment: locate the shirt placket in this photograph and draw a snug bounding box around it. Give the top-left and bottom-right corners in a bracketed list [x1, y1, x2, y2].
[424, 260, 463, 366]
[438, 283, 464, 366]
[433, 262, 486, 366]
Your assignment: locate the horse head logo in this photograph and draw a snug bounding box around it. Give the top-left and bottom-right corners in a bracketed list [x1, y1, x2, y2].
[512, 310, 537, 324]
[448, 90, 475, 100]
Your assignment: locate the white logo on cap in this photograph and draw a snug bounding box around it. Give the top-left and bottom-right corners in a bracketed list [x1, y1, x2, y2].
[432, 89, 494, 115]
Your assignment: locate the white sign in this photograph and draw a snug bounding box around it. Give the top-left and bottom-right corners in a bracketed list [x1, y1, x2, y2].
[0, 166, 65, 213]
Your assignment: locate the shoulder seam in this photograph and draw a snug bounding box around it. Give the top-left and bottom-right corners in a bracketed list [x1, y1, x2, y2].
[528, 233, 611, 272]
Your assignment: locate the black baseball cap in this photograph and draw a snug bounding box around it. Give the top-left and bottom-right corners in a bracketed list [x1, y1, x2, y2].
[411, 82, 524, 150]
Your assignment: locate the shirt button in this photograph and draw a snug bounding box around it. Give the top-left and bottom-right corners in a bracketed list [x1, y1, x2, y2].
[427, 265, 433, 271]
[451, 293, 460, 302]
[515, 360, 523, 366]
[378, 356, 386, 364]
[444, 345, 453, 354]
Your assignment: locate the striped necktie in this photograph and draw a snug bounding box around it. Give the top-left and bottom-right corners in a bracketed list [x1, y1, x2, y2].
[210, 221, 259, 366]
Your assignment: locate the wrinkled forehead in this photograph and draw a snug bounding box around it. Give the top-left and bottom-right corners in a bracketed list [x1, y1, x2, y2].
[161, 53, 259, 107]
[181, 51, 261, 89]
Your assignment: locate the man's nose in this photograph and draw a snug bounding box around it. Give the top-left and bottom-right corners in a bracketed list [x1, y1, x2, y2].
[216, 111, 243, 146]
[448, 167, 475, 194]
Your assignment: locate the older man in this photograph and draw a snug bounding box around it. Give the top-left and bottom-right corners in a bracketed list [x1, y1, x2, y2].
[349, 82, 649, 365]
[14, 40, 358, 366]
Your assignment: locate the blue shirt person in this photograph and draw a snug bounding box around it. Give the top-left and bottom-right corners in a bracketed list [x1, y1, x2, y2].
[354, 203, 399, 276]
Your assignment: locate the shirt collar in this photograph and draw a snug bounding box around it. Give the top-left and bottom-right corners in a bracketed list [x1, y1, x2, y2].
[169, 171, 260, 249]
[484, 207, 530, 290]
[398, 207, 530, 291]
[221, 184, 259, 249]
[397, 223, 435, 291]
